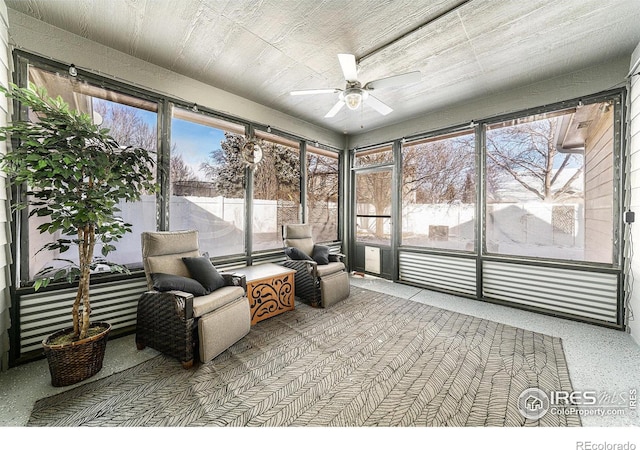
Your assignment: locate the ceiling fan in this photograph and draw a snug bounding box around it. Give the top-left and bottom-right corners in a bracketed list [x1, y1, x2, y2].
[290, 53, 421, 118]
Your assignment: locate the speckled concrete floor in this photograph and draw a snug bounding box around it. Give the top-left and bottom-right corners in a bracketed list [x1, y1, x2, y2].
[1, 275, 639, 428]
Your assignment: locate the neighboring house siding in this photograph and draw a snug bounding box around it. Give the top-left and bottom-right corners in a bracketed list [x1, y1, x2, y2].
[584, 107, 614, 263]
[0, 0, 12, 372]
[630, 67, 640, 344]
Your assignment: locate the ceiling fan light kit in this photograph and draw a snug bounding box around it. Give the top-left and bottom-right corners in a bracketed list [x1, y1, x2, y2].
[342, 88, 368, 110]
[290, 53, 421, 119]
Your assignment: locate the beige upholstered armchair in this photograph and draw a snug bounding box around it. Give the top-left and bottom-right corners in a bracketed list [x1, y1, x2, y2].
[136, 230, 250, 368]
[281, 224, 350, 308]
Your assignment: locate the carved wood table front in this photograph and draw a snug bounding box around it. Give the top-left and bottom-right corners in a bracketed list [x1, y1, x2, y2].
[233, 263, 296, 325]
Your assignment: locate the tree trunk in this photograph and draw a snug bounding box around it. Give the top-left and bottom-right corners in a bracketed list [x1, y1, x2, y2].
[74, 224, 95, 340]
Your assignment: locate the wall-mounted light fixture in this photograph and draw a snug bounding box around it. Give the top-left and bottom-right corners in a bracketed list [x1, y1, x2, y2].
[68, 64, 77, 77]
[599, 101, 612, 113]
[241, 138, 263, 170]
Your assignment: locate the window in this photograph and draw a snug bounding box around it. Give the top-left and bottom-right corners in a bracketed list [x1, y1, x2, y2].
[307, 146, 339, 243]
[13, 53, 342, 291]
[485, 102, 616, 264]
[354, 146, 394, 245]
[26, 66, 158, 279]
[355, 145, 393, 167]
[355, 169, 392, 245]
[401, 130, 476, 251]
[169, 107, 246, 257]
[252, 131, 301, 252]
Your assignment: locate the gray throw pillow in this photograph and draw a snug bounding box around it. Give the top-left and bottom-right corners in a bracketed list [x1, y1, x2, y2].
[285, 247, 314, 261]
[151, 273, 208, 296]
[312, 244, 330, 265]
[182, 256, 226, 292]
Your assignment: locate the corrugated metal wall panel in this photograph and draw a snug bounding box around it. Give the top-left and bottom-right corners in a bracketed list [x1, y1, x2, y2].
[252, 253, 287, 265]
[399, 251, 477, 296]
[215, 261, 248, 271]
[18, 277, 148, 354]
[483, 261, 618, 323]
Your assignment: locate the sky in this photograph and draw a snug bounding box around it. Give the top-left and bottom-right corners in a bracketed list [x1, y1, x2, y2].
[107, 103, 226, 182]
[171, 117, 226, 181]
[134, 108, 226, 182]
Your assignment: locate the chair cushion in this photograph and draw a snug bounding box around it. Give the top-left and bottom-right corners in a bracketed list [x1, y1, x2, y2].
[147, 250, 199, 279]
[312, 245, 330, 265]
[284, 224, 315, 256]
[285, 247, 314, 261]
[142, 230, 199, 257]
[284, 224, 312, 239]
[192, 286, 246, 317]
[198, 296, 250, 362]
[151, 273, 208, 296]
[182, 256, 226, 292]
[316, 261, 345, 277]
[320, 270, 350, 308]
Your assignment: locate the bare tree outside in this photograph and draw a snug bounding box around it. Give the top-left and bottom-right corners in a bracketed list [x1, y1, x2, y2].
[354, 149, 393, 241]
[401, 132, 476, 249]
[356, 170, 392, 241]
[486, 118, 583, 202]
[402, 136, 475, 205]
[93, 99, 159, 194]
[484, 111, 596, 261]
[93, 101, 157, 152]
[171, 154, 197, 182]
[307, 151, 339, 242]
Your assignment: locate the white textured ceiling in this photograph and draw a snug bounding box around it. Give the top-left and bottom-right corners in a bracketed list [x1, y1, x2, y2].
[6, 0, 640, 135]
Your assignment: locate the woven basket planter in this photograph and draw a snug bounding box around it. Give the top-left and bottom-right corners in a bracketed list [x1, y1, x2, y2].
[42, 322, 112, 387]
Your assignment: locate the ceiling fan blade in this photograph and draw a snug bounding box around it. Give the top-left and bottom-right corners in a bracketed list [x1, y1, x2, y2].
[324, 100, 345, 118]
[290, 88, 338, 96]
[366, 95, 393, 116]
[364, 71, 422, 90]
[337, 53, 358, 82]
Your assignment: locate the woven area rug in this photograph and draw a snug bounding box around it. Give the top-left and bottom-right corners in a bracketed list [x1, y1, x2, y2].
[28, 288, 580, 427]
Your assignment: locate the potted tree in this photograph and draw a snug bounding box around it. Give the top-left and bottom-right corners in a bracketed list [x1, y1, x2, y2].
[0, 83, 156, 386]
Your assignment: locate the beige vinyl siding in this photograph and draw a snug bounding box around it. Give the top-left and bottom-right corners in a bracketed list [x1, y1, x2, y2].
[584, 107, 614, 264]
[0, 0, 12, 371]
